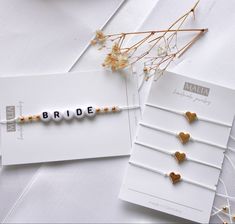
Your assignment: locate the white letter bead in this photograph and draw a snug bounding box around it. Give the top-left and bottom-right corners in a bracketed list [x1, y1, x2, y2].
[63, 110, 74, 120]
[85, 106, 96, 117]
[52, 111, 63, 122]
[74, 108, 85, 119]
[40, 111, 52, 122]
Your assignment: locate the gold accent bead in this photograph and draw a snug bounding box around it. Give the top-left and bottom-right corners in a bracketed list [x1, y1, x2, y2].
[185, 111, 197, 123]
[31, 115, 40, 121]
[104, 107, 109, 112]
[28, 116, 33, 121]
[112, 106, 117, 112]
[19, 116, 25, 122]
[222, 206, 228, 212]
[174, 151, 186, 163]
[169, 172, 181, 184]
[96, 108, 101, 113]
[178, 132, 190, 144]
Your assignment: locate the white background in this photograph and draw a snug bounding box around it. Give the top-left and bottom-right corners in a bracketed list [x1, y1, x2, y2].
[0, 0, 235, 223]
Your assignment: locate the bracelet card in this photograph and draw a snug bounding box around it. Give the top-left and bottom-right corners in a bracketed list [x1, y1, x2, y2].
[119, 71, 235, 223]
[0, 70, 140, 165]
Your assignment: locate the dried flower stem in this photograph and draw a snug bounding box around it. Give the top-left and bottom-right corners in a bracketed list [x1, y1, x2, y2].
[92, 0, 206, 78]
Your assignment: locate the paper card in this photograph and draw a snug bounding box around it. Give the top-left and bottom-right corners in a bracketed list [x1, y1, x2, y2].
[119, 71, 235, 223]
[145, 72, 234, 148]
[0, 0, 124, 76]
[0, 70, 140, 165]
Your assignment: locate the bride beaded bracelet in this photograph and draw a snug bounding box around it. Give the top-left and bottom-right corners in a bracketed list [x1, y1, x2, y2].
[0, 105, 140, 124]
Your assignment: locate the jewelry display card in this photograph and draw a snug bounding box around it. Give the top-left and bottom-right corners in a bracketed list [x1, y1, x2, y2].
[119, 71, 235, 223]
[0, 70, 140, 165]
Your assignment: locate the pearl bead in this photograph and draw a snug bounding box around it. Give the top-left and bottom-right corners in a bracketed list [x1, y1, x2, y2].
[51, 111, 63, 122]
[74, 108, 85, 119]
[40, 111, 52, 122]
[85, 106, 96, 117]
[63, 110, 74, 120]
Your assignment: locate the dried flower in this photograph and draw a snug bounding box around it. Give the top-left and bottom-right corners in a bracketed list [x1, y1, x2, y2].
[91, 30, 107, 45]
[102, 44, 129, 71]
[93, 0, 206, 81]
[143, 66, 149, 74]
[111, 42, 121, 54]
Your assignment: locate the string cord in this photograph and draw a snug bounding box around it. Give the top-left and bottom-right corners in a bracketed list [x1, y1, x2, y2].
[135, 141, 221, 170]
[211, 205, 231, 217]
[0, 118, 18, 124]
[129, 160, 216, 191]
[211, 151, 235, 222]
[145, 103, 232, 127]
[230, 134, 235, 142]
[139, 121, 226, 149]
[219, 178, 233, 223]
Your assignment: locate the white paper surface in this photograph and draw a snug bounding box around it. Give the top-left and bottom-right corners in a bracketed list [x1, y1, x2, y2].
[1, 0, 235, 223]
[0, 70, 140, 165]
[172, 0, 235, 89]
[119, 71, 235, 223]
[0, 0, 124, 76]
[0, 0, 160, 222]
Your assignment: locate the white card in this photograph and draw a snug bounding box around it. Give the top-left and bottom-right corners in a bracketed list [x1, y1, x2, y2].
[120, 71, 235, 223]
[0, 0, 124, 76]
[0, 70, 140, 165]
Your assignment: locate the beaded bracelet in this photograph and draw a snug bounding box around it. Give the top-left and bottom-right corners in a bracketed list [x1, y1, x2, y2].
[140, 122, 226, 149]
[129, 160, 217, 191]
[0, 105, 140, 124]
[135, 141, 221, 170]
[146, 103, 232, 127]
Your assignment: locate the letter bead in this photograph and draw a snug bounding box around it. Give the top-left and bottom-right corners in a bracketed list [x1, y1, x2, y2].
[40, 111, 52, 122]
[63, 110, 74, 121]
[85, 106, 96, 117]
[75, 108, 85, 119]
[52, 111, 63, 122]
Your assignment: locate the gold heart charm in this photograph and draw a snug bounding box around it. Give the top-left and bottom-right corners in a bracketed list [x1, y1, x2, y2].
[169, 172, 181, 184]
[178, 132, 190, 144]
[185, 111, 197, 123]
[174, 151, 186, 163]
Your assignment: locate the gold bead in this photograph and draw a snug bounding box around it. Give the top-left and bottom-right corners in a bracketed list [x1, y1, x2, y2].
[222, 206, 228, 212]
[31, 115, 40, 121]
[112, 106, 117, 112]
[19, 116, 25, 122]
[96, 108, 101, 113]
[104, 107, 109, 112]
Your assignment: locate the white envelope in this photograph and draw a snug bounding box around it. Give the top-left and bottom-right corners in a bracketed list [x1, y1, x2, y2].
[0, 1, 160, 222]
[0, 0, 124, 76]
